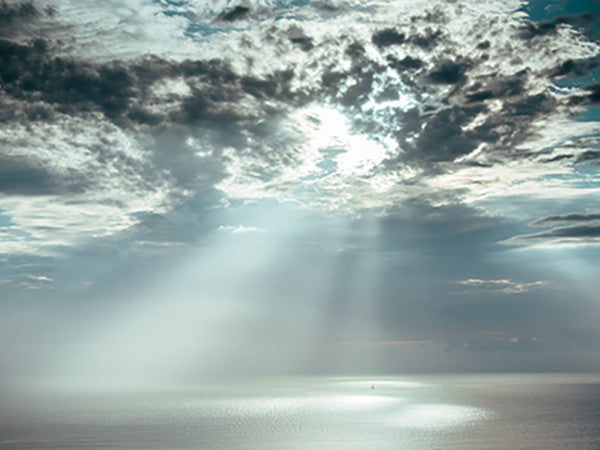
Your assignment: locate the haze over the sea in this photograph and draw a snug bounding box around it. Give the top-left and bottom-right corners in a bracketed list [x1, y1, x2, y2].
[1, 0, 600, 382]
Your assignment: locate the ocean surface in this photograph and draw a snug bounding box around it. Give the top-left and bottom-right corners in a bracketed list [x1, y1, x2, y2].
[1, 374, 599, 449]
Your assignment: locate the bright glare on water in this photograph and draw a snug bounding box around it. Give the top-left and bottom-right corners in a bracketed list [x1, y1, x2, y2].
[1, 374, 599, 449]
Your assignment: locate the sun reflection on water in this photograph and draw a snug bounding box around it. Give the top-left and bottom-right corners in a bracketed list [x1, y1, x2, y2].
[385, 403, 489, 429]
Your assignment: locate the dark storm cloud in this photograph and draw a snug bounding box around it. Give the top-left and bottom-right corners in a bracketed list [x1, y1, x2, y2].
[575, 150, 600, 164]
[0, 154, 86, 195]
[0, 33, 304, 132]
[381, 100, 545, 172]
[507, 93, 555, 117]
[241, 70, 296, 100]
[311, 1, 340, 13]
[519, 224, 600, 240]
[371, 28, 405, 47]
[401, 105, 485, 163]
[289, 36, 314, 51]
[0, 37, 136, 123]
[427, 59, 470, 85]
[320, 43, 384, 109]
[363, 53, 574, 174]
[215, 5, 251, 22]
[466, 70, 527, 103]
[541, 153, 574, 163]
[584, 81, 600, 103]
[0, 0, 54, 39]
[387, 55, 424, 70]
[550, 56, 600, 79]
[531, 212, 600, 226]
[505, 212, 600, 245]
[407, 29, 442, 49]
[0, 0, 35, 21]
[320, 67, 379, 108]
[286, 24, 314, 52]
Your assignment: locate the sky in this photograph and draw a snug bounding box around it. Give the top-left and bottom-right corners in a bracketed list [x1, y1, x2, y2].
[1, 0, 600, 381]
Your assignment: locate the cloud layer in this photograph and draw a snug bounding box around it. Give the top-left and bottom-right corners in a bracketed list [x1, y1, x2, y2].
[1, 0, 599, 257]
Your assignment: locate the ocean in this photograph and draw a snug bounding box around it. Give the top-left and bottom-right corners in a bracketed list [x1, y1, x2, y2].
[1, 374, 599, 449]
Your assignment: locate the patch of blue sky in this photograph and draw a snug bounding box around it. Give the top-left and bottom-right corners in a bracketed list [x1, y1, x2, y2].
[1, 231, 36, 243]
[570, 106, 600, 125]
[301, 148, 345, 181]
[0, 210, 13, 228]
[522, 0, 600, 22]
[572, 164, 600, 179]
[538, 170, 600, 182]
[553, 74, 599, 90]
[149, 0, 215, 37]
[152, 0, 190, 17]
[533, 1, 600, 92]
[0, 211, 37, 243]
[153, 0, 188, 8]
[184, 23, 224, 39]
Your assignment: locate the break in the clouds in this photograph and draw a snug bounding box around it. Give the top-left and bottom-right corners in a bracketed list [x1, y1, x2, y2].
[1, 0, 600, 377]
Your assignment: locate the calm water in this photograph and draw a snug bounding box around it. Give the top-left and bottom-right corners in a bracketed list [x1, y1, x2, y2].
[1, 374, 599, 449]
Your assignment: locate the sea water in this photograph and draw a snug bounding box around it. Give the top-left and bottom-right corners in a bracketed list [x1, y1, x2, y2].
[1, 374, 599, 449]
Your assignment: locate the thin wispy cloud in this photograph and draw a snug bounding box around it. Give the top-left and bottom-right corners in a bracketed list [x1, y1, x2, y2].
[502, 212, 600, 247]
[456, 279, 548, 295]
[219, 224, 259, 234]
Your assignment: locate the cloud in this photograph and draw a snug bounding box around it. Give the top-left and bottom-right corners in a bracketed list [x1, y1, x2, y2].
[504, 211, 600, 247]
[216, 5, 251, 22]
[218, 224, 259, 234]
[530, 212, 600, 226]
[575, 149, 600, 164]
[550, 56, 600, 79]
[427, 59, 469, 85]
[464, 333, 542, 352]
[456, 279, 548, 294]
[504, 224, 600, 247]
[518, 11, 600, 41]
[311, 1, 341, 13]
[0, 0, 38, 25]
[340, 340, 444, 350]
[0, 271, 54, 290]
[0, 0, 599, 256]
[371, 28, 405, 47]
[26, 274, 52, 282]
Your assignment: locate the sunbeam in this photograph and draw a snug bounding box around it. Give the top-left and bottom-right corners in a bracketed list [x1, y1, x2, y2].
[2, 0, 600, 447]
